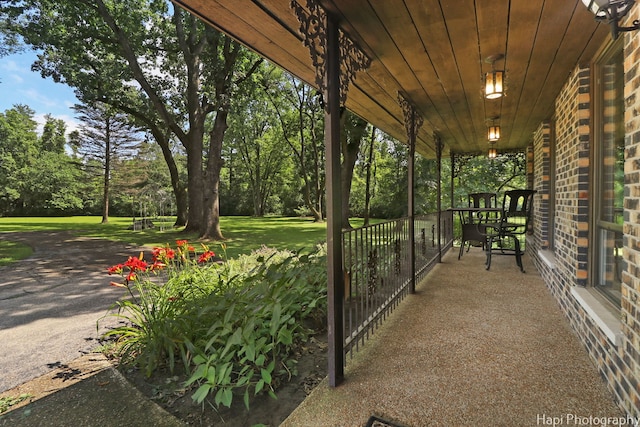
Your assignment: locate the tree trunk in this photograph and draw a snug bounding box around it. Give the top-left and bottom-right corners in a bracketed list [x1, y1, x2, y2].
[184, 135, 204, 233]
[363, 127, 376, 226]
[341, 114, 368, 229]
[148, 126, 189, 227]
[102, 122, 111, 224]
[200, 111, 227, 240]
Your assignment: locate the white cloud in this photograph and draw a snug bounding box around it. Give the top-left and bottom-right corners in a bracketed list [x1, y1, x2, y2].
[23, 88, 60, 108]
[33, 112, 80, 137]
[0, 59, 21, 72]
[0, 60, 25, 84]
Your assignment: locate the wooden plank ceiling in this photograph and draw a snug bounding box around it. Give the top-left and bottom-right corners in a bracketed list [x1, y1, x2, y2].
[172, 0, 609, 159]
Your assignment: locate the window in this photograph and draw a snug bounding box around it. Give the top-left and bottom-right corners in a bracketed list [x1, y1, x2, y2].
[592, 40, 624, 307]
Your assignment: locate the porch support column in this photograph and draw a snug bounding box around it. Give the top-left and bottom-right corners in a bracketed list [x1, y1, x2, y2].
[450, 152, 456, 245]
[398, 93, 423, 293]
[324, 11, 343, 387]
[408, 124, 415, 293]
[450, 153, 455, 209]
[435, 134, 443, 262]
[292, 0, 371, 388]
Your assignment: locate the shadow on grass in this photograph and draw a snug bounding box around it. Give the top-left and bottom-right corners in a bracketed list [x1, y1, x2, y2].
[0, 216, 331, 260]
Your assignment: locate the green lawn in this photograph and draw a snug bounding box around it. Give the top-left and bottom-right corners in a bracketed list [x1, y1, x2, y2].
[0, 216, 337, 261]
[0, 240, 33, 267]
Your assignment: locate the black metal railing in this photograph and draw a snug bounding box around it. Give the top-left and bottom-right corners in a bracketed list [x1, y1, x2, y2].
[341, 212, 453, 359]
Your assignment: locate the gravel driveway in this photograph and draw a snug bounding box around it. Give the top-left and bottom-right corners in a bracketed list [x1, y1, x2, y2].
[0, 231, 145, 392]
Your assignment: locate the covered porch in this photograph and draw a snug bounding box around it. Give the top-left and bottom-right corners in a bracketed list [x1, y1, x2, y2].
[171, 0, 640, 417]
[283, 248, 623, 426]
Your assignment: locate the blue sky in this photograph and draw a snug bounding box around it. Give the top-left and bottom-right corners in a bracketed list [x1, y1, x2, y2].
[0, 51, 80, 134]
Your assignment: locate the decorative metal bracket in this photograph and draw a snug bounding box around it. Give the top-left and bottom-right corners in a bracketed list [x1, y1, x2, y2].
[397, 92, 424, 142]
[434, 133, 443, 159]
[452, 153, 474, 178]
[291, 0, 371, 108]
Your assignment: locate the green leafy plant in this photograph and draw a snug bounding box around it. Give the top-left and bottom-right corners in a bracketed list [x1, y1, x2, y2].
[101, 241, 327, 410]
[185, 249, 327, 409]
[101, 240, 224, 376]
[0, 394, 32, 413]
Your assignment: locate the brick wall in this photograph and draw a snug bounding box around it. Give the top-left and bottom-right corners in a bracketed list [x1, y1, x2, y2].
[532, 122, 551, 251]
[529, 26, 640, 414]
[543, 66, 590, 287]
[622, 9, 640, 415]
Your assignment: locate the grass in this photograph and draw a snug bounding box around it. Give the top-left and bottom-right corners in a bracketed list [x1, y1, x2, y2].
[0, 215, 385, 262]
[0, 216, 336, 260]
[0, 394, 32, 414]
[0, 241, 33, 267]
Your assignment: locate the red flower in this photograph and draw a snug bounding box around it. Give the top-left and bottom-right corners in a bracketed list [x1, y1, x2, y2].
[151, 247, 163, 262]
[107, 264, 124, 275]
[198, 250, 216, 263]
[176, 240, 188, 247]
[152, 247, 176, 263]
[124, 256, 148, 272]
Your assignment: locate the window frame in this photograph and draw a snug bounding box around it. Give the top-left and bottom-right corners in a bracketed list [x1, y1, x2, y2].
[589, 37, 625, 308]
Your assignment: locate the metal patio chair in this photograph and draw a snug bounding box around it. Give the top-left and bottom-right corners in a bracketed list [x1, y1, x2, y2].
[458, 192, 498, 260]
[485, 189, 536, 273]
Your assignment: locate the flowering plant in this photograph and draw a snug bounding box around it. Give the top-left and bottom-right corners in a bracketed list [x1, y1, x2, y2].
[102, 241, 328, 410]
[103, 239, 221, 375]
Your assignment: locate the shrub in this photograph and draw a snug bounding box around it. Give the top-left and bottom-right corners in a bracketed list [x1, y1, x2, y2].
[185, 248, 327, 408]
[101, 241, 327, 409]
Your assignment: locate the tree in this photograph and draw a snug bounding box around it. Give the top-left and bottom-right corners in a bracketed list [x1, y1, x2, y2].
[367, 138, 409, 219]
[40, 115, 67, 153]
[340, 111, 368, 229]
[18, 150, 84, 214]
[363, 126, 377, 225]
[453, 153, 527, 206]
[265, 73, 325, 221]
[72, 102, 140, 223]
[0, 105, 39, 214]
[225, 66, 291, 216]
[1, 0, 262, 239]
[0, 11, 21, 57]
[0, 106, 83, 215]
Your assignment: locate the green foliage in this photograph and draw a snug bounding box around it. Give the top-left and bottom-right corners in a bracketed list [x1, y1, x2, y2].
[0, 105, 39, 213]
[18, 152, 85, 214]
[0, 394, 32, 414]
[101, 241, 327, 409]
[185, 248, 326, 409]
[453, 154, 527, 206]
[0, 106, 85, 216]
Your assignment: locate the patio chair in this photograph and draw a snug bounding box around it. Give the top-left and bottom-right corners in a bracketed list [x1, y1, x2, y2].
[458, 192, 498, 260]
[485, 189, 536, 272]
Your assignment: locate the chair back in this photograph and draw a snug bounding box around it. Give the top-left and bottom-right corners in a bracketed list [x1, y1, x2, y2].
[468, 192, 497, 209]
[501, 189, 536, 233]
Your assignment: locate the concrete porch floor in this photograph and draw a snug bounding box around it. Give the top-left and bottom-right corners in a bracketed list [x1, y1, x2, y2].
[282, 247, 625, 426]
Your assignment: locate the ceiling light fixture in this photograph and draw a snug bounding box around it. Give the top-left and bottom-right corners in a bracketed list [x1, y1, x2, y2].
[488, 125, 501, 142]
[487, 116, 501, 142]
[488, 145, 498, 159]
[484, 54, 505, 99]
[582, 0, 640, 40]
